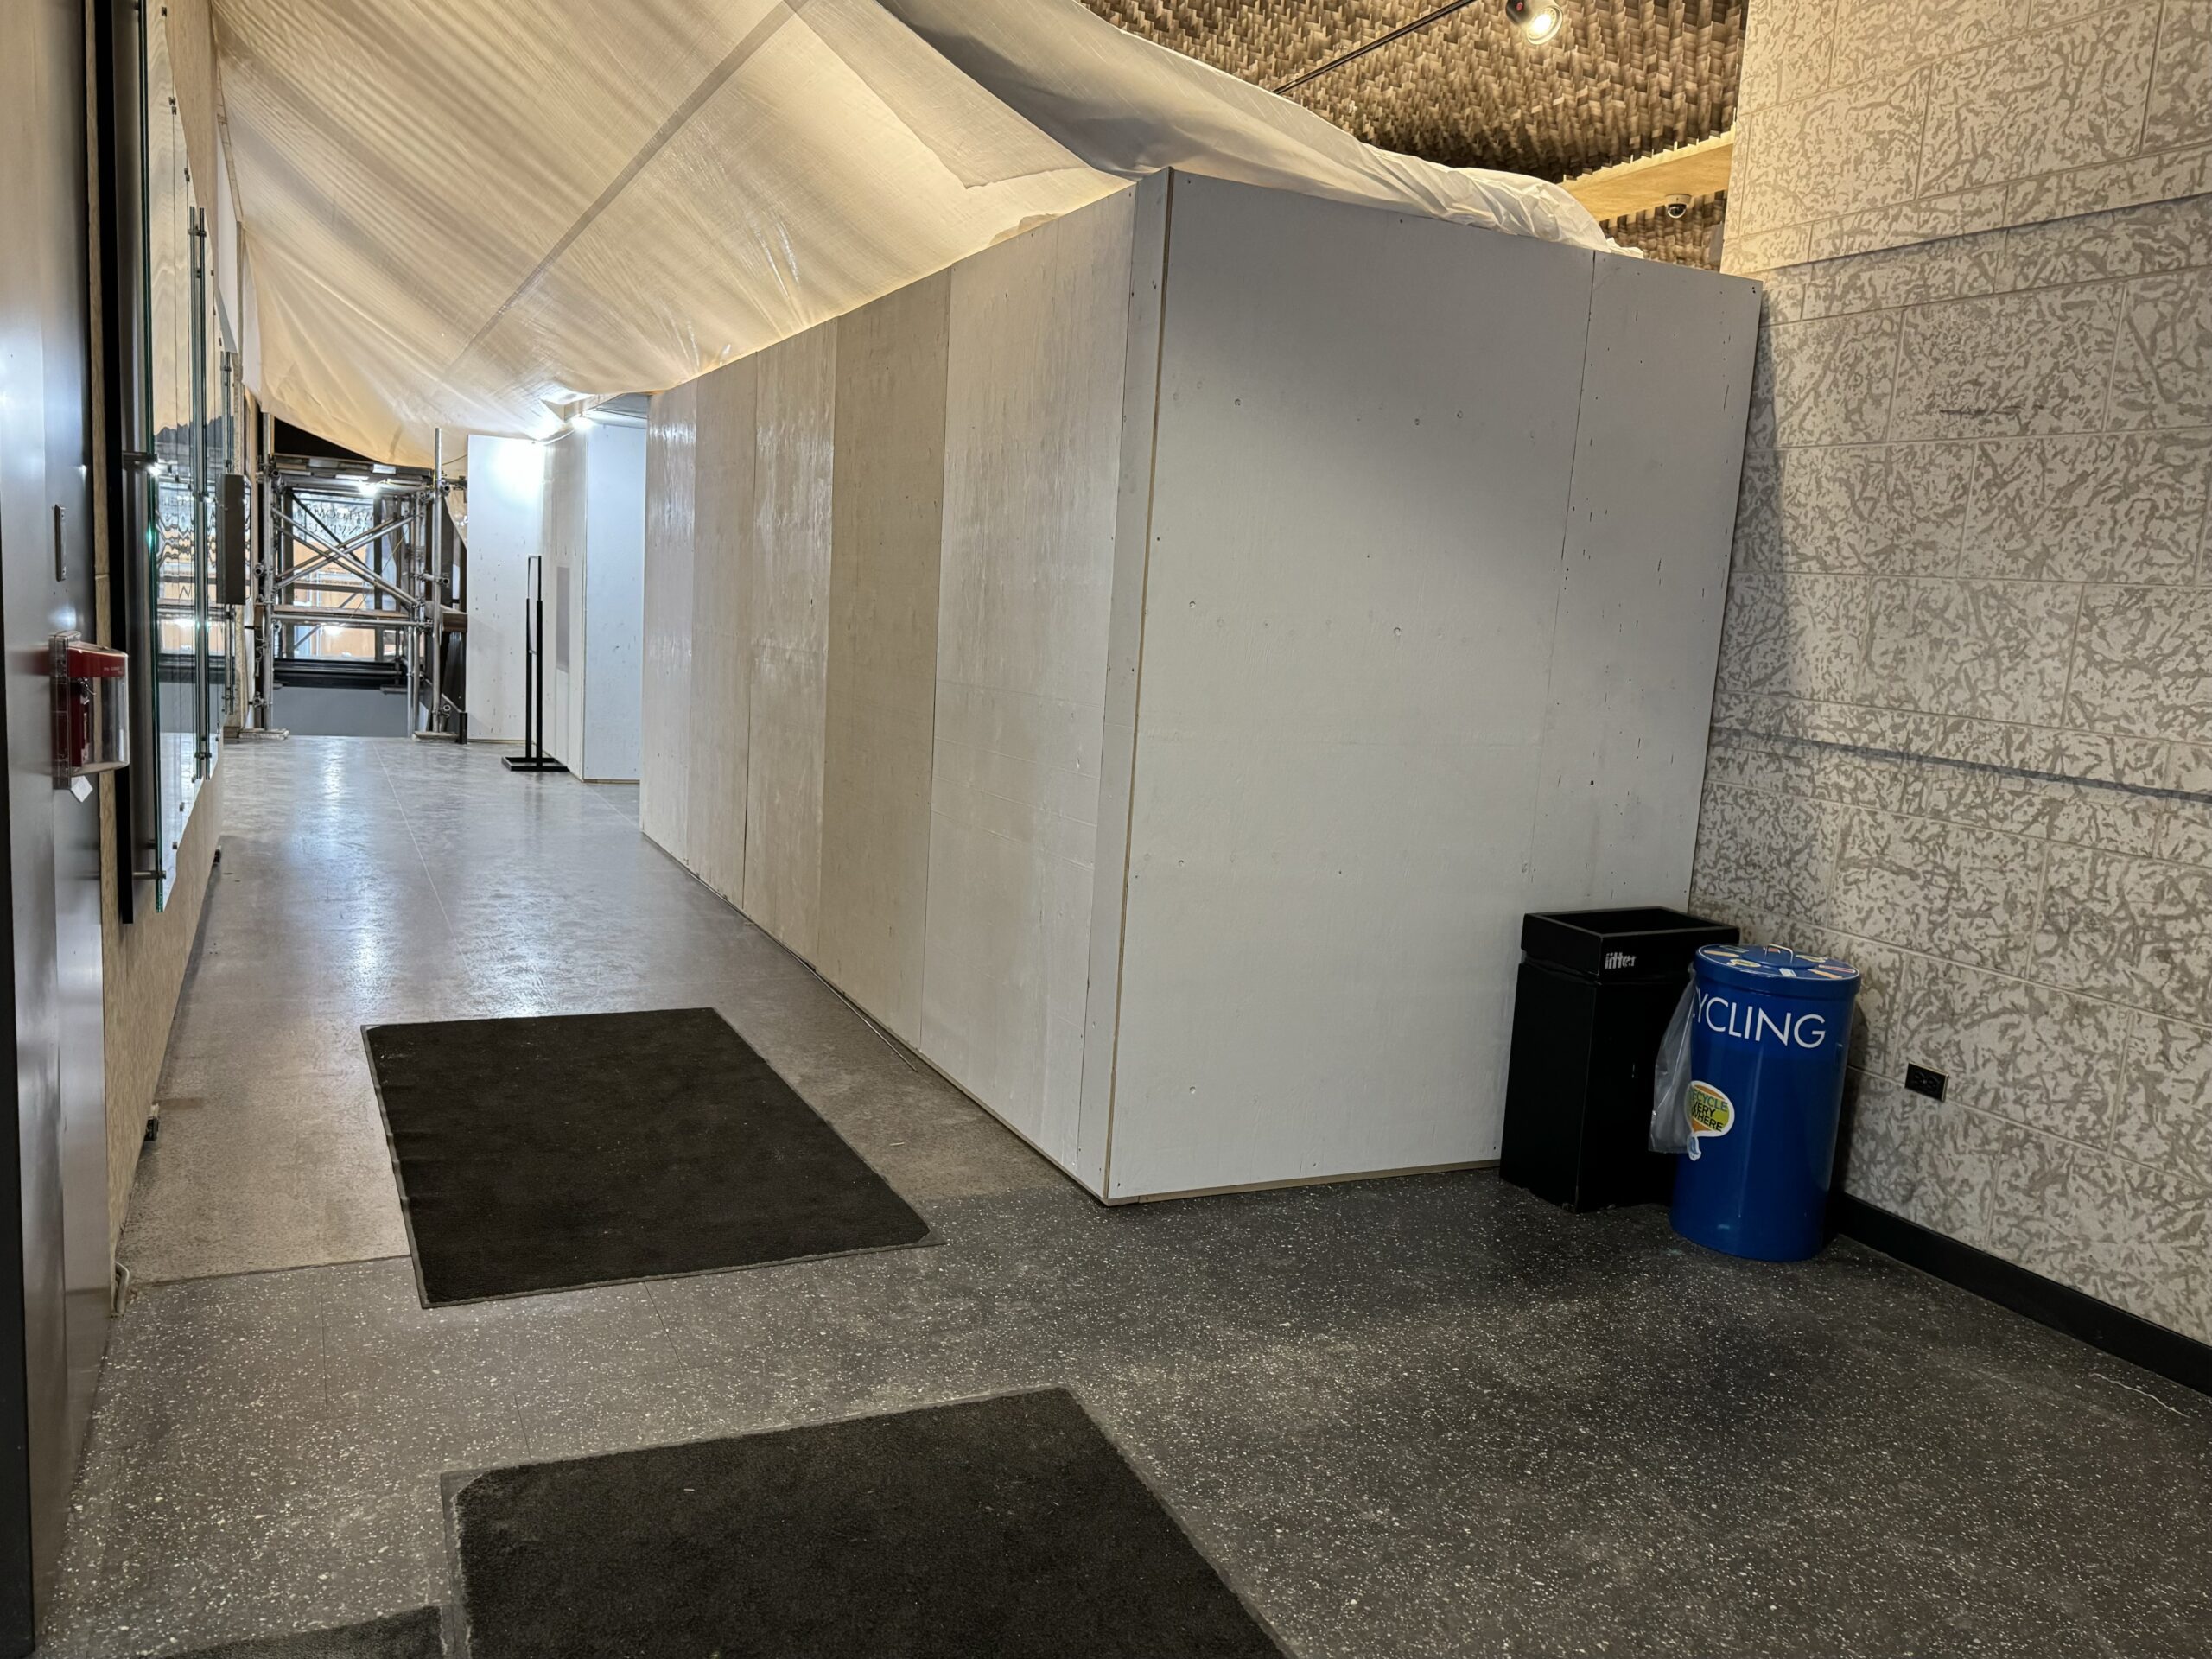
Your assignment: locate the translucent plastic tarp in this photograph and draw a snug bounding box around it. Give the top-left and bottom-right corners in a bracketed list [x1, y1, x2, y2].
[177, 0, 1614, 464]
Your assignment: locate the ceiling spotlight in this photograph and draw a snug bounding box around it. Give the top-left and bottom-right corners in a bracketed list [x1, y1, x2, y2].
[1506, 0, 1563, 41]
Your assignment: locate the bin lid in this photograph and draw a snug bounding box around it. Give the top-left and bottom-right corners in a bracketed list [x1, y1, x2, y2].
[1694, 943, 1860, 1001]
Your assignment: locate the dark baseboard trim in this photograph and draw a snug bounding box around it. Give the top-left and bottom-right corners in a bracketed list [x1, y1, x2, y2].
[1834, 1195, 2211, 1398]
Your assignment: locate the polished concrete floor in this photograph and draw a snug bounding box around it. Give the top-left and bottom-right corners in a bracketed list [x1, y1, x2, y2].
[48, 739, 2212, 1656]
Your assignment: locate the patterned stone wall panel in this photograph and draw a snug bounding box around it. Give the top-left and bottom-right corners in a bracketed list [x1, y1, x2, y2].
[1707, 0, 2212, 1344]
[2110, 266, 2212, 429]
[1713, 570, 1870, 701]
[2143, 0, 2212, 152]
[2032, 842, 2212, 1021]
[1827, 804, 2047, 969]
[1885, 953, 2129, 1141]
[1765, 309, 1900, 445]
[2114, 1013, 2212, 1187]
[1726, 0, 2209, 267]
[1888, 283, 2124, 441]
[1915, 8, 2162, 199]
[2018, 1153, 2211, 1332]
[1861, 577, 2078, 725]
[1961, 433, 2212, 583]
[2064, 584, 2212, 741]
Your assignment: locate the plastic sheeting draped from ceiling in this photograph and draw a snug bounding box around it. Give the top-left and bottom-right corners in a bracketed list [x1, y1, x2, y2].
[176, 0, 1616, 464]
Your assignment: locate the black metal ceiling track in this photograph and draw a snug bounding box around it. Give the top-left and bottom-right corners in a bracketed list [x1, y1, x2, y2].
[1274, 0, 1486, 96]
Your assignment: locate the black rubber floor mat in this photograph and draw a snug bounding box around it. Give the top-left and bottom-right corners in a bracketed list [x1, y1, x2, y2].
[365, 1007, 931, 1305]
[448, 1389, 1285, 1658]
[164, 1607, 444, 1657]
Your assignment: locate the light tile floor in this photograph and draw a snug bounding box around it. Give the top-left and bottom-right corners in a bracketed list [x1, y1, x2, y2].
[49, 739, 2212, 1657]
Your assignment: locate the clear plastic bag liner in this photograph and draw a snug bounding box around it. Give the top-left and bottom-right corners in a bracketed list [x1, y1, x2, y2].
[175, 0, 1616, 464]
[1651, 982, 1698, 1160]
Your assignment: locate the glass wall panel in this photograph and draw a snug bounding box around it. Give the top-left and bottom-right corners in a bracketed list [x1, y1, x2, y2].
[142, 7, 224, 904]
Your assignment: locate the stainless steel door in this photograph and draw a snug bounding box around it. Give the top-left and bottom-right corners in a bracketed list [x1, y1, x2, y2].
[0, 0, 111, 1644]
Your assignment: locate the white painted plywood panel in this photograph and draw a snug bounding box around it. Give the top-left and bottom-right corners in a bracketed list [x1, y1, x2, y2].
[742, 321, 836, 959]
[688, 358, 757, 906]
[818, 274, 950, 1045]
[1530, 254, 1758, 908]
[1075, 170, 1171, 1194]
[582, 421, 647, 781]
[1105, 177, 1598, 1198]
[463, 435, 543, 746]
[639, 387, 692, 857]
[543, 426, 589, 772]
[924, 190, 1135, 1166]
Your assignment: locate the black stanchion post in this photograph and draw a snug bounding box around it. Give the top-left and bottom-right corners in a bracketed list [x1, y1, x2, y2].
[503, 554, 568, 774]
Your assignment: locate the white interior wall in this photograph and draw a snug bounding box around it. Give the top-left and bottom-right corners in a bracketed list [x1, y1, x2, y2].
[815, 273, 950, 1045]
[1524, 253, 1757, 910]
[582, 419, 647, 781]
[921, 192, 1137, 1163]
[741, 328, 836, 953]
[543, 427, 587, 770]
[687, 362, 755, 906]
[1097, 175, 1758, 1198]
[639, 175, 1755, 1202]
[461, 435, 543, 742]
[639, 385, 695, 855]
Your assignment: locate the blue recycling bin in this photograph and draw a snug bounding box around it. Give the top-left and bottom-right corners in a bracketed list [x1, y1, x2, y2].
[1670, 944, 1860, 1262]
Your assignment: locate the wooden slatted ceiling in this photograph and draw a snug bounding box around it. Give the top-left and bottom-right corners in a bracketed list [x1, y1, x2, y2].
[1077, 0, 1745, 183]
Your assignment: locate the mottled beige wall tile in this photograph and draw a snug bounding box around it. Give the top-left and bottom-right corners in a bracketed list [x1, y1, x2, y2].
[2005, 144, 2212, 223]
[2037, 1154, 2211, 1330]
[2001, 196, 2212, 288]
[1917, 7, 2162, 195]
[2109, 267, 2212, 428]
[1887, 953, 2127, 1138]
[1688, 783, 1844, 923]
[2113, 1012, 2212, 1185]
[2065, 583, 2212, 739]
[1827, 805, 2045, 966]
[1829, 0, 2032, 92]
[1974, 1117, 2081, 1277]
[1891, 283, 2125, 438]
[2143, 0, 2212, 149]
[1772, 443, 1973, 573]
[1841, 1079, 1993, 1245]
[1737, 73, 1930, 232]
[1964, 432, 2212, 582]
[1716, 571, 1871, 699]
[1862, 577, 2079, 721]
[1714, 0, 2212, 1344]
[1768, 311, 1903, 445]
[2034, 842, 2212, 1018]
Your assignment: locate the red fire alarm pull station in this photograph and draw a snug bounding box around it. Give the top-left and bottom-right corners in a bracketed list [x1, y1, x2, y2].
[52, 632, 130, 783]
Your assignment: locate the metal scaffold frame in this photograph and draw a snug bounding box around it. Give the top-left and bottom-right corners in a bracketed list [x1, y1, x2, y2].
[246, 428, 468, 741]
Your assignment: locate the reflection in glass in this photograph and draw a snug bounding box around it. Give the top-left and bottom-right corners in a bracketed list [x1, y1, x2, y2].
[143, 6, 227, 907]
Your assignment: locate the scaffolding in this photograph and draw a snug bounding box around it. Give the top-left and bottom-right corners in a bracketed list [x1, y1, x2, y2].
[248, 428, 468, 739]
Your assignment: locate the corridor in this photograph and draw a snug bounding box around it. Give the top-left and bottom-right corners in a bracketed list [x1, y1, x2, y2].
[38, 739, 2212, 1656]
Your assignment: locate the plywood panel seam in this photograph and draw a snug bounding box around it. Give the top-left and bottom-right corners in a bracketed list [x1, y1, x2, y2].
[1517, 251, 1603, 901]
[1097, 171, 1178, 1201]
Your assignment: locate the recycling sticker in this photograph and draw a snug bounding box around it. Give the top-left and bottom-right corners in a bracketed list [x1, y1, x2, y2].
[1686, 1080, 1734, 1159]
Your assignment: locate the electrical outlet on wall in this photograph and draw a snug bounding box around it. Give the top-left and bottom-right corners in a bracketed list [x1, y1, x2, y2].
[1905, 1064, 1948, 1101]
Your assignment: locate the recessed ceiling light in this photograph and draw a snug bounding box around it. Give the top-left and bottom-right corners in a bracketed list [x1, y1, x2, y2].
[1506, 0, 1563, 42]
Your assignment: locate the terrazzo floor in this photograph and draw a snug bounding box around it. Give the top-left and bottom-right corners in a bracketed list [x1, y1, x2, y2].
[48, 738, 2212, 1656]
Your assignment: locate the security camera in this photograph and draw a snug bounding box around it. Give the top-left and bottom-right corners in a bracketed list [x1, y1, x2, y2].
[1662, 194, 1692, 219]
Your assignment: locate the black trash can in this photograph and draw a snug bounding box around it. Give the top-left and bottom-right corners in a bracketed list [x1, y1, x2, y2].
[1499, 906, 1739, 1212]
